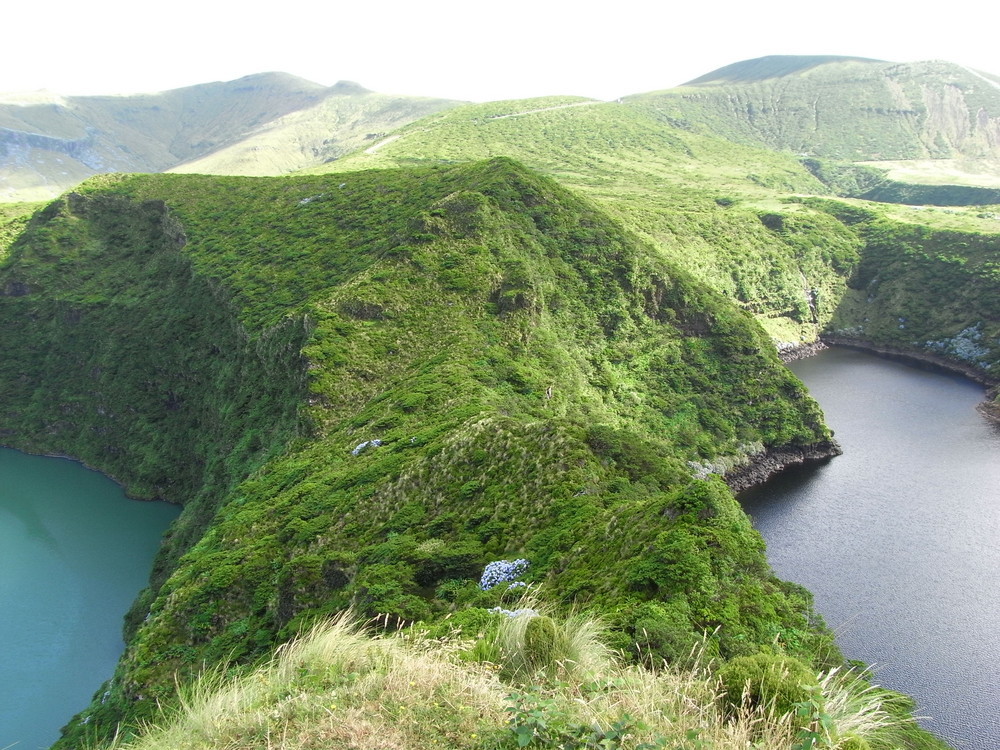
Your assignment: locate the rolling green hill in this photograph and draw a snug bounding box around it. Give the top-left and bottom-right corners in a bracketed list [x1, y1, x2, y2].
[0, 74, 459, 201]
[683, 54, 889, 85]
[168, 83, 459, 176]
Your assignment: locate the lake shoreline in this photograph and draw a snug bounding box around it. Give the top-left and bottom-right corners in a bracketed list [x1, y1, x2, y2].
[724, 439, 842, 493]
[780, 337, 1000, 425]
[0, 443, 178, 505]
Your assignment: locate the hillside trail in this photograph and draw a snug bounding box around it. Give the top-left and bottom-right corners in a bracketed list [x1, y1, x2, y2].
[482, 100, 602, 120]
[362, 100, 603, 154]
[364, 134, 401, 154]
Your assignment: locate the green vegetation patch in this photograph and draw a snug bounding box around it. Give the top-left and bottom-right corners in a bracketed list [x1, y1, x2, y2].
[0, 159, 847, 746]
[802, 198, 1000, 377]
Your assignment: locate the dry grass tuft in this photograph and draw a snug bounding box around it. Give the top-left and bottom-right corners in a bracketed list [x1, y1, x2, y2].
[100, 611, 911, 750]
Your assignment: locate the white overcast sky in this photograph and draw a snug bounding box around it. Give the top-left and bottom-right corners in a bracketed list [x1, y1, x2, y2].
[4, 1, 999, 101]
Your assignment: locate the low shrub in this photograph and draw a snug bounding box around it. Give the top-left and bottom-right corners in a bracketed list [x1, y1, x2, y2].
[718, 652, 818, 718]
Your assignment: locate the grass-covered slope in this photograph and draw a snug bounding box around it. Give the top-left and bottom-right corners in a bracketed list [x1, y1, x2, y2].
[168, 84, 459, 177]
[0, 201, 39, 253]
[629, 57, 1000, 163]
[102, 612, 943, 750]
[801, 199, 1000, 376]
[326, 95, 826, 196]
[0, 159, 844, 745]
[322, 96, 870, 344]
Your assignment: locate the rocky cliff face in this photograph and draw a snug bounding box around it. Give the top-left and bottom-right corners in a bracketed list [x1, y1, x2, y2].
[915, 68, 1000, 157]
[723, 441, 842, 494]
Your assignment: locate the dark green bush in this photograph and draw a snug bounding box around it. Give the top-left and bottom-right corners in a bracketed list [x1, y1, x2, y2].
[609, 600, 702, 666]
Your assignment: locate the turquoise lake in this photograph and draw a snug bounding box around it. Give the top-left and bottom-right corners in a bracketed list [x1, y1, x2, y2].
[0, 448, 179, 750]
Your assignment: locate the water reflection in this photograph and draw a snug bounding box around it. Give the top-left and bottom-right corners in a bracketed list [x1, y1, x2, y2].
[1, 494, 59, 548]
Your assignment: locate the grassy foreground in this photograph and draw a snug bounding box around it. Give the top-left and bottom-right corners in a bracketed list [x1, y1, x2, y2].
[99, 608, 941, 750]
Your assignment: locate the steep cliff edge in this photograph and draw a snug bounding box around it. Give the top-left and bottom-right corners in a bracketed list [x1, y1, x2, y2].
[0, 192, 308, 573]
[723, 440, 843, 494]
[803, 199, 1000, 389]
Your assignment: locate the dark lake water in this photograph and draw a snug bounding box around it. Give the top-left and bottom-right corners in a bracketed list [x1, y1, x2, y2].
[0, 448, 179, 750]
[740, 347, 1000, 750]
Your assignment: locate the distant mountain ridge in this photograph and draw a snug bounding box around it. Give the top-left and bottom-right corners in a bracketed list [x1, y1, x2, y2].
[632, 56, 1000, 163]
[0, 72, 459, 200]
[6, 56, 1000, 203]
[683, 54, 888, 85]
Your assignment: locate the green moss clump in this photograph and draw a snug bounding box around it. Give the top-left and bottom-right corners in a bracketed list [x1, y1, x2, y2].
[521, 616, 563, 676]
[838, 736, 873, 750]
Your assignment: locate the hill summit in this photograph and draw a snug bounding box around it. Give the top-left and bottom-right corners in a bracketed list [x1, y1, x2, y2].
[684, 54, 888, 85]
[0, 74, 458, 200]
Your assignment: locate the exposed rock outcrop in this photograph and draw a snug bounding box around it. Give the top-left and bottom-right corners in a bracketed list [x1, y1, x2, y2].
[724, 440, 842, 494]
[776, 340, 828, 363]
[978, 388, 1000, 424]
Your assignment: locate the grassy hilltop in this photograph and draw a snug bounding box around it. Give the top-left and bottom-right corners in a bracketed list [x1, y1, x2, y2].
[0, 158, 945, 749]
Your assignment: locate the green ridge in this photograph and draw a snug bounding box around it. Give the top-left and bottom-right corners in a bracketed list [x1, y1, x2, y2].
[321, 95, 863, 343]
[0, 159, 852, 745]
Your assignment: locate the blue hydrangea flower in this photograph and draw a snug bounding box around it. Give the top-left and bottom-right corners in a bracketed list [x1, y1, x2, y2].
[479, 558, 529, 590]
[489, 606, 537, 618]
